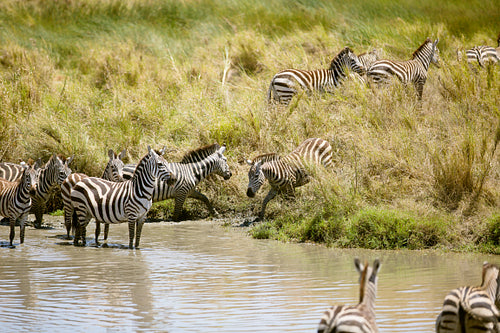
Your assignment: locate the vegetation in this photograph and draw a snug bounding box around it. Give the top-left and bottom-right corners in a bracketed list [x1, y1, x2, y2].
[0, 0, 499, 252]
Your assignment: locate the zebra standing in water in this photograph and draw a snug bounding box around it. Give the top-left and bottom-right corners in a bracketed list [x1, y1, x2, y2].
[318, 258, 381, 333]
[436, 262, 500, 333]
[122, 143, 232, 222]
[71, 146, 173, 249]
[367, 37, 440, 100]
[30, 154, 73, 228]
[60, 149, 126, 241]
[0, 163, 38, 247]
[267, 47, 366, 105]
[246, 138, 332, 221]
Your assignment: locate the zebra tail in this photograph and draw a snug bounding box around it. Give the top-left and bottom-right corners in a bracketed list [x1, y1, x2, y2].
[71, 210, 79, 238]
[267, 79, 274, 103]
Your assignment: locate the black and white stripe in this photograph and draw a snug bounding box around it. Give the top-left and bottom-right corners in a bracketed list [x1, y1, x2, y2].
[367, 37, 440, 100]
[459, 46, 500, 67]
[0, 164, 38, 246]
[61, 149, 126, 240]
[246, 138, 332, 221]
[71, 146, 172, 248]
[435, 262, 500, 333]
[318, 258, 381, 333]
[267, 47, 366, 105]
[0, 159, 42, 182]
[123, 144, 232, 221]
[31, 154, 73, 228]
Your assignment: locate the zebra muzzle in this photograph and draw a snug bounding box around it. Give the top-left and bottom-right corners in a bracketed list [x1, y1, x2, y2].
[246, 188, 255, 198]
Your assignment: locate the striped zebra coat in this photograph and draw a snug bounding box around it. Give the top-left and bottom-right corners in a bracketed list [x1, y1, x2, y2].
[246, 138, 332, 221]
[30, 154, 73, 228]
[367, 37, 440, 100]
[267, 47, 366, 105]
[458, 46, 500, 67]
[0, 159, 42, 182]
[318, 258, 381, 333]
[61, 149, 126, 241]
[71, 146, 172, 249]
[123, 144, 232, 222]
[350, 49, 380, 84]
[436, 262, 500, 333]
[0, 164, 38, 247]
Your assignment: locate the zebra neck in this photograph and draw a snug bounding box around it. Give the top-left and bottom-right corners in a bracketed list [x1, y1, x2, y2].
[132, 166, 156, 199]
[15, 178, 32, 204]
[186, 156, 217, 182]
[360, 283, 377, 314]
[328, 62, 346, 86]
[37, 167, 57, 196]
[484, 278, 498, 301]
[414, 47, 432, 70]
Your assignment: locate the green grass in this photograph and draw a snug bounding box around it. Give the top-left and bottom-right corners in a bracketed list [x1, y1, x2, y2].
[0, 0, 499, 252]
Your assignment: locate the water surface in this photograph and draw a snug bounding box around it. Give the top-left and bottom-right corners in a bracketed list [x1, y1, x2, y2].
[0, 218, 497, 332]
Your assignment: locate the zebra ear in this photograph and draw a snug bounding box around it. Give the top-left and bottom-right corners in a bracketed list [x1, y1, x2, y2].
[372, 259, 381, 275]
[354, 258, 364, 273]
[66, 155, 74, 165]
[246, 159, 253, 166]
[108, 149, 115, 159]
[119, 149, 126, 160]
[147, 145, 152, 154]
[219, 146, 226, 154]
[433, 38, 439, 47]
[159, 146, 166, 156]
[34, 158, 42, 169]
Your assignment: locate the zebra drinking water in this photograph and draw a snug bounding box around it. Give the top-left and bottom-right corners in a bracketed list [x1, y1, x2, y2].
[246, 138, 332, 221]
[0, 163, 38, 247]
[71, 146, 173, 249]
[60, 149, 126, 241]
[367, 37, 440, 100]
[318, 258, 381, 333]
[267, 47, 366, 105]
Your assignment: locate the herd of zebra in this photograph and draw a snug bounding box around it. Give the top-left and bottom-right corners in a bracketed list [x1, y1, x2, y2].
[318, 258, 500, 333]
[268, 35, 499, 104]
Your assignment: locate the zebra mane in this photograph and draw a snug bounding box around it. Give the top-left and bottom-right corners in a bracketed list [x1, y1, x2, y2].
[412, 38, 433, 59]
[180, 143, 221, 164]
[358, 260, 369, 303]
[251, 153, 281, 164]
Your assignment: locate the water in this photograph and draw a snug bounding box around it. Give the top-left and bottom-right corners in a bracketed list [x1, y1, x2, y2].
[0, 218, 498, 332]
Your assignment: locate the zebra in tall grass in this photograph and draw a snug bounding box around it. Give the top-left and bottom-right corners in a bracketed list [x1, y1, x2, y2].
[458, 46, 500, 67]
[246, 138, 332, 221]
[367, 37, 440, 100]
[71, 146, 173, 248]
[435, 262, 500, 333]
[350, 49, 380, 84]
[318, 258, 381, 333]
[123, 143, 232, 222]
[267, 47, 366, 105]
[0, 163, 38, 247]
[31, 154, 73, 228]
[61, 149, 126, 241]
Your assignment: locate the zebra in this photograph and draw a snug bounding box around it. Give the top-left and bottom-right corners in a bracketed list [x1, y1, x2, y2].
[318, 258, 381, 333]
[267, 47, 366, 105]
[0, 159, 42, 182]
[30, 154, 73, 228]
[350, 49, 380, 84]
[246, 138, 332, 221]
[60, 149, 126, 240]
[122, 143, 232, 222]
[435, 262, 500, 333]
[366, 37, 440, 100]
[0, 163, 38, 247]
[457, 46, 499, 67]
[71, 146, 173, 249]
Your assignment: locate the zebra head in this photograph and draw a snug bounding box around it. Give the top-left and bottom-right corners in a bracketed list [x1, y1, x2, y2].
[333, 47, 366, 76]
[60, 155, 74, 184]
[103, 149, 126, 182]
[214, 145, 232, 180]
[431, 38, 440, 68]
[246, 159, 266, 198]
[148, 146, 174, 184]
[354, 258, 381, 302]
[20, 163, 38, 195]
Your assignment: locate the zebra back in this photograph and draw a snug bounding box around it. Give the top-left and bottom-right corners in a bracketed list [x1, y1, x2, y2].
[180, 143, 221, 164]
[436, 262, 500, 333]
[318, 258, 381, 333]
[358, 49, 380, 69]
[288, 137, 333, 169]
[0, 159, 42, 182]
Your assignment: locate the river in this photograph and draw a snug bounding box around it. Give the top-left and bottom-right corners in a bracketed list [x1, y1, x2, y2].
[0, 218, 497, 332]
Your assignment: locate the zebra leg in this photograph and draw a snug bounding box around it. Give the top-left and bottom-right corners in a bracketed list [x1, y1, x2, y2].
[9, 218, 16, 247]
[31, 196, 45, 229]
[173, 195, 188, 222]
[188, 190, 215, 216]
[104, 224, 109, 241]
[64, 206, 73, 239]
[135, 217, 146, 249]
[257, 188, 278, 221]
[19, 213, 28, 244]
[94, 221, 101, 246]
[128, 219, 135, 249]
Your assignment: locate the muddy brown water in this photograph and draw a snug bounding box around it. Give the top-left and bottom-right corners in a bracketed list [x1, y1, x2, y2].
[0, 216, 498, 332]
